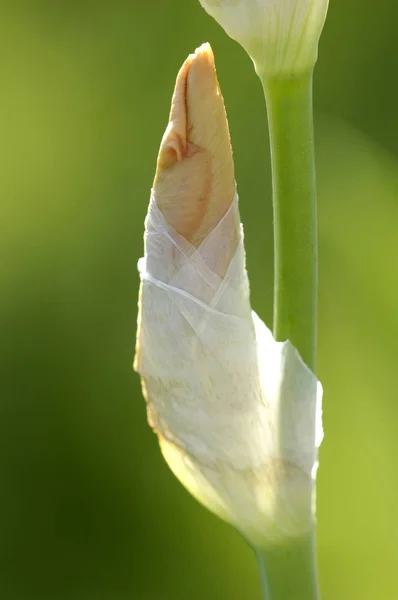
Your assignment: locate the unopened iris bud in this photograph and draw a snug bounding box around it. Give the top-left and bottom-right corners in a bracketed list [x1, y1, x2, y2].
[198, 0, 329, 77]
[134, 44, 323, 548]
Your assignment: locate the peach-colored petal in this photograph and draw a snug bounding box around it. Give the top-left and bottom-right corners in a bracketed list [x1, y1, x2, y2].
[153, 43, 237, 249]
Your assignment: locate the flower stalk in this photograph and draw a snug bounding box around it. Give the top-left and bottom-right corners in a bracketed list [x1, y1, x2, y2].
[262, 72, 318, 371]
[255, 532, 320, 600]
[255, 67, 319, 600]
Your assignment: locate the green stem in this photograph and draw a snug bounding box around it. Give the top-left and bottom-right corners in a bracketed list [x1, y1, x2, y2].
[255, 545, 270, 600]
[254, 72, 320, 599]
[255, 533, 320, 600]
[261, 72, 318, 371]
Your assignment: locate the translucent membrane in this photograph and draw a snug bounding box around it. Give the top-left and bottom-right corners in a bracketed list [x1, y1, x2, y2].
[135, 192, 323, 547]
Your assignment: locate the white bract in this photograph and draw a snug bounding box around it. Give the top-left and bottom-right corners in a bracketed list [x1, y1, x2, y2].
[198, 0, 329, 77]
[135, 191, 323, 547]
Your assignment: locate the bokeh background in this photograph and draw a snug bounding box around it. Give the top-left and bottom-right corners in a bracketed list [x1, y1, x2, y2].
[2, 1, 398, 598]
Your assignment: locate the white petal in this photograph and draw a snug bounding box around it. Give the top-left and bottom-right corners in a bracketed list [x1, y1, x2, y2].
[199, 0, 329, 77]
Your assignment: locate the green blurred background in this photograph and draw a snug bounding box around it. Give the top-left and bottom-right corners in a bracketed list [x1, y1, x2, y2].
[2, 1, 398, 598]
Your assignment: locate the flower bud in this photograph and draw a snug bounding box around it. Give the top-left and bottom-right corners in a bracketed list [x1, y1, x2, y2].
[198, 0, 329, 77]
[134, 44, 323, 548]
